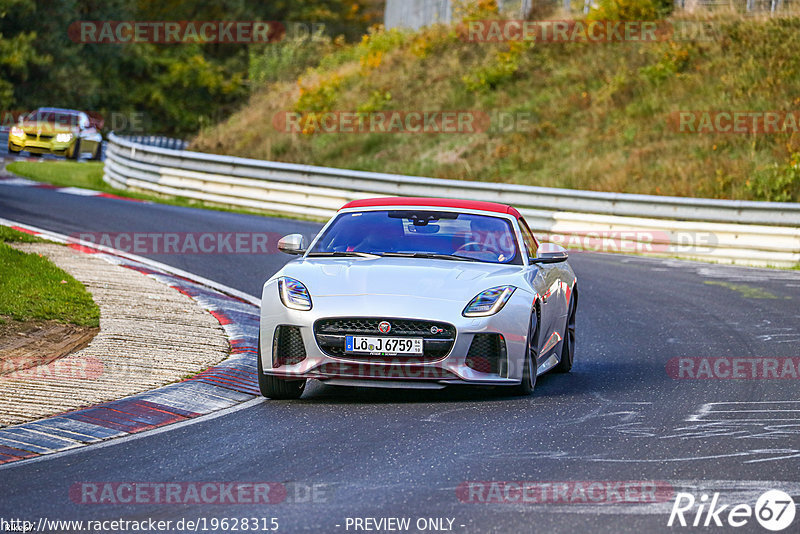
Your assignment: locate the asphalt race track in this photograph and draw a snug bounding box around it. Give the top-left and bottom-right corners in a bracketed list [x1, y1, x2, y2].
[1, 182, 799, 533]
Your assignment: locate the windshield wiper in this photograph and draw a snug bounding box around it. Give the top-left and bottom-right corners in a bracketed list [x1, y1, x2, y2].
[307, 251, 383, 259]
[308, 251, 480, 262]
[381, 252, 479, 262]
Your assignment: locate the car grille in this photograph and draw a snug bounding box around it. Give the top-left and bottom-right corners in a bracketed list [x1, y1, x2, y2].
[272, 325, 307, 367]
[465, 334, 507, 376]
[314, 318, 455, 362]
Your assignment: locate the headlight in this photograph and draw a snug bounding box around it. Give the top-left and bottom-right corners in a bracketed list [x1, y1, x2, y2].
[463, 286, 516, 317]
[56, 133, 73, 143]
[278, 277, 312, 311]
[10, 126, 24, 137]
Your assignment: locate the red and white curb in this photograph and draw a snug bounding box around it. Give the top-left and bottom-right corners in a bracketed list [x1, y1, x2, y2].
[0, 219, 262, 466]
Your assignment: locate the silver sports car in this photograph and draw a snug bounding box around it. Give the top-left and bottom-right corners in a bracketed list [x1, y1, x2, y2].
[258, 197, 577, 399]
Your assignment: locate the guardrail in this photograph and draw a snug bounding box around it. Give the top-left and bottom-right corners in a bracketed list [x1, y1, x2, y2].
[125, 135, 188, 151]
[103, 132, 800, 268]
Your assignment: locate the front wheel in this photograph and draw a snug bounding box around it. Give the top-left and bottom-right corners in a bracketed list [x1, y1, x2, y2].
[257, 333, 306, 399]
[510, 309, 538, 396]
[90, 143, 101, 161]
[67, 140, 80, 160]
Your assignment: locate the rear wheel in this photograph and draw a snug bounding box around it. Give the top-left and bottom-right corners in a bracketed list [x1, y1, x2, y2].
[554, 292, 577, 373]
[257, 332, 306, 399]
[510, 309, 539, 395]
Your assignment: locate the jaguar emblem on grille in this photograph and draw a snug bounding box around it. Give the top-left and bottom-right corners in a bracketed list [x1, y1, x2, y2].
[378, 321, 391, 334]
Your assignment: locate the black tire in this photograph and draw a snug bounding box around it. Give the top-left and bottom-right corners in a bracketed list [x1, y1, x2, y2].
[510, 308, 539, 395]
[67, 140, 80, 160]
[27, 152, 42, 157]
[90, 143, 101, 161]
[8, 145, 21, 154]
[553, 291, 577, 373]
[257, 332, 306, 399]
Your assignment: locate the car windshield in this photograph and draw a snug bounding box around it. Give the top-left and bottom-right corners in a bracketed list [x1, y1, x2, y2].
[309, 210, 521, 264]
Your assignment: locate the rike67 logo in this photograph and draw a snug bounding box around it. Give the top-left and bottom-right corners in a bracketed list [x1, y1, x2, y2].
[668, 490, 796, 531]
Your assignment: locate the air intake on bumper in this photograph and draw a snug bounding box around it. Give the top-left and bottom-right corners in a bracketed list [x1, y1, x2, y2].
[465, 334, 508, 377]
[273, 325, 307, 367]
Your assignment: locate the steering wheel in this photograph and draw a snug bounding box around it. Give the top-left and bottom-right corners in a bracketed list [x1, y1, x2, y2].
[455, 241, 492, 254]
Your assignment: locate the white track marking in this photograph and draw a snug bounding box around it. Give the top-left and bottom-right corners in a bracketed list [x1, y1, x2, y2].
[688, 402, 800, 422]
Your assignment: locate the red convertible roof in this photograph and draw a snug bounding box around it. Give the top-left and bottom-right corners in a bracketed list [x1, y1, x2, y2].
[341, 197, 522, 218]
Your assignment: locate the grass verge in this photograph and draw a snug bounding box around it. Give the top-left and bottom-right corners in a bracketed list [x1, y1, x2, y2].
[0, 225, 46, 244]
[0, 227, 99, 327]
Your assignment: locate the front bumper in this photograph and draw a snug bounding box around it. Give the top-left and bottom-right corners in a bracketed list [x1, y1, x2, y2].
[259, 286, 534, 388]
[9, 134, 74, 155]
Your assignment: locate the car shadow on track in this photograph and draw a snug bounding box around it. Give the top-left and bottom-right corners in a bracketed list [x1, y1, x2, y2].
[276, 359, 669, 405]
[284, 374, 568, 404]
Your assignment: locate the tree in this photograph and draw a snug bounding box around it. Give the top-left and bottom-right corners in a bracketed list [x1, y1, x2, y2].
[0, 0, 382, 135]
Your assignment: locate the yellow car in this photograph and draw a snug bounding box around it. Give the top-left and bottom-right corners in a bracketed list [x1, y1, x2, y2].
[8, 107, 102, 160]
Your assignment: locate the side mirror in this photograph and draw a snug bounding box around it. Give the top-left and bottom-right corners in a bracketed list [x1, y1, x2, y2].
[531, 243, 568, 264]
[278, 234, 307, 255]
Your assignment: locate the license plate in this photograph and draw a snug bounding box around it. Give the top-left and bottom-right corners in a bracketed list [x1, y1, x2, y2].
[345, 336, 423, 355]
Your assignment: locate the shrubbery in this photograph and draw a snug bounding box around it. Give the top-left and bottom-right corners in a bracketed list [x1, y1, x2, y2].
[193, 12, 800, 202]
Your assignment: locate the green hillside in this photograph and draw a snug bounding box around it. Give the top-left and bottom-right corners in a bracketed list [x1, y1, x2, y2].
[191, 5, 800, 202]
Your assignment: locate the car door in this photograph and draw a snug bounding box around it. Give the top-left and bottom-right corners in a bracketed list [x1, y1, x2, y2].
[517, 217, 560, 364]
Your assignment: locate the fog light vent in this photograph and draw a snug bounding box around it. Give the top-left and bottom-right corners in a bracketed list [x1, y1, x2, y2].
[273, 326, 306, 367]
[465, 334, 507, 376]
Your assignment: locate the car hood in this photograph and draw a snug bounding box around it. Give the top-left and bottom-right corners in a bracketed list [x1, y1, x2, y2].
[276, 257, 526, 301]
[20, 121, 75, 134]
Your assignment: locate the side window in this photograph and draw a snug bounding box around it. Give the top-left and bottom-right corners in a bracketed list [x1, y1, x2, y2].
[518, 218, 539, 259]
